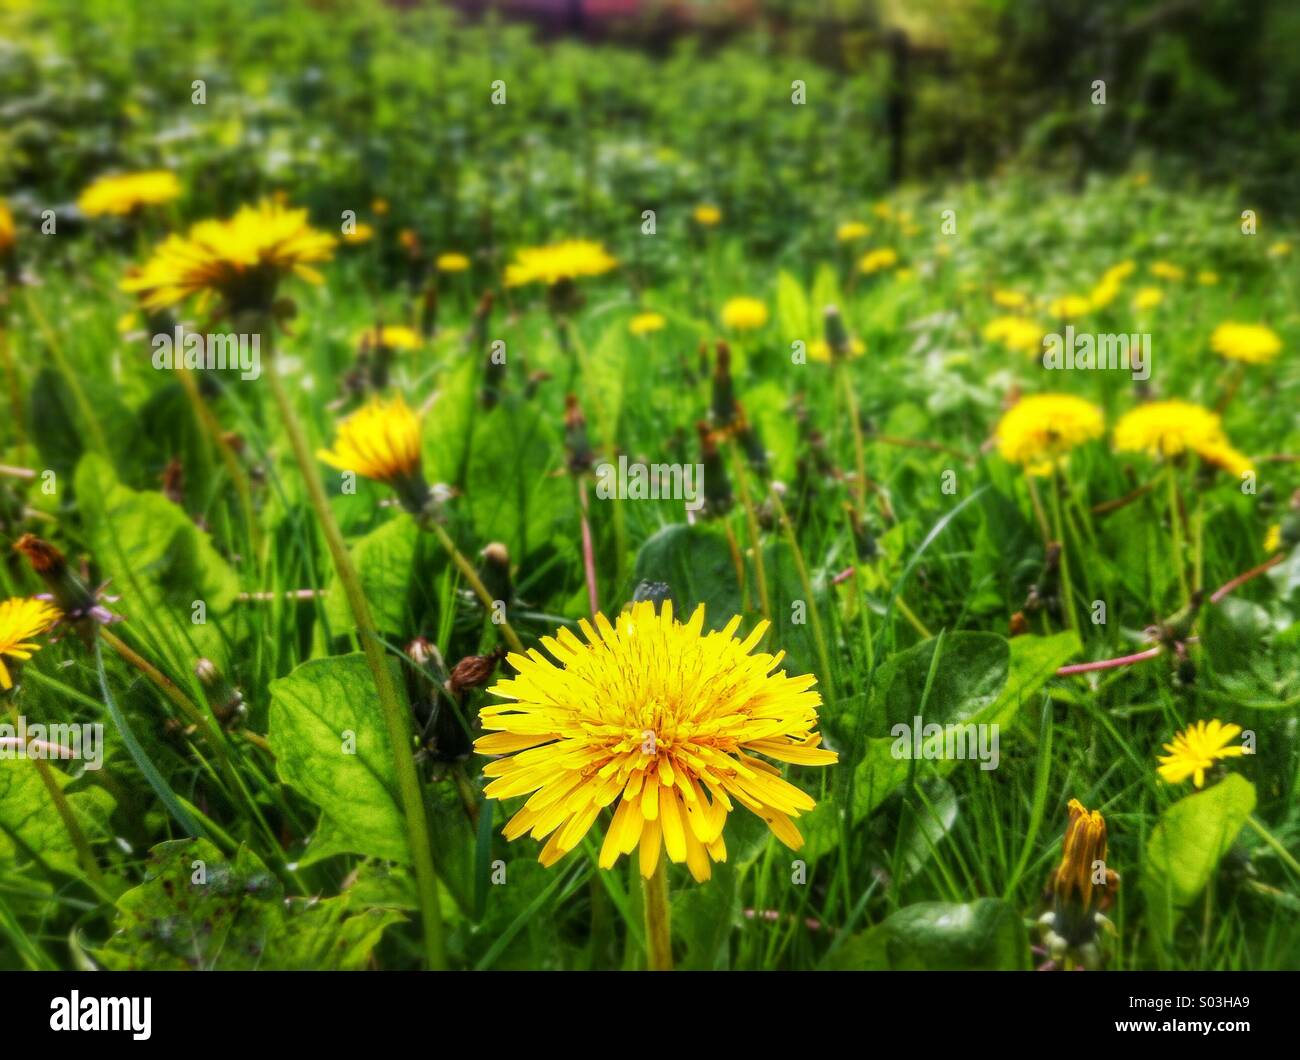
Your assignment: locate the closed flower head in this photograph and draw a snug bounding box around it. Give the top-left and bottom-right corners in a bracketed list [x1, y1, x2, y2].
[475, 601, 837, 882]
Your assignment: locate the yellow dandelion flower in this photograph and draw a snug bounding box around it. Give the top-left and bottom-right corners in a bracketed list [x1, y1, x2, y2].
[435, 252, 471, 273]
[356, 324, 421, 351]
[504, 239, 617, 288]
[317, 395, 424, 491]
[720, 296, 769, 331]
[116, 311, 140, 335]
[1149, 260, 1185, 281]
[836, 220, 870, 243]
[1049, 294, 1091, 319]
[1089, 279, 1121, 310]
[77, 170, 181, 217]
[372, 197, 390, 216]
[1132, 286, 1163, 310]
[871, 202, 895, 221]
[992, 289, 1028, 309]
[1268, 241, 1292, 259]
[0, 597, 62, 690]
[0, 200, 14, 254]
[1102, 260, 1136, 284]
[995, 394, 1105, 473]
[692, 204, 722, 227]
[808, 337, 865, 362]
[342, 223, 374, 245]
[1157, 720, 1246, 788]
[1264, 524, 1282, 553]
[121, 199, 336, 312]
[475, 601, 837, 882]
[858, 247, 899, 274]
[1210, 322, 1282, 365]
[1197, 271, 1219, 286]
[628, 311, 666, 336]
[1113, 400, 1225, 459]
[982, 315, 1044, 355]
[1194, 438, 1253, 479]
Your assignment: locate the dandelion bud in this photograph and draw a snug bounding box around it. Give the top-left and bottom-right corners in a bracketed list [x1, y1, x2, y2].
[564, 394, 593, 474]
[711, 341, 737, 428]
[823, 304, 850, 360]
[448, 650, 502, 698]
[194, 657, 244, 727]
[697, 421, 733, 516]
[478, 542, 514, 607]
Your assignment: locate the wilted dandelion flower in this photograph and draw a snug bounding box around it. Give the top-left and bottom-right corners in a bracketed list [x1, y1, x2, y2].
[628, 311, 666, 336]
[693, 204, 722, 226]
[317, 394, 428, 509]
[475, 601, 837, 882]
[1132, 286, 1164, 310]
[1210, 322, 1282, 365]
[720, 296, 769, 331]
[1037, 799, 1118, 970]
[77, 170, 181, 217]
[1157, 720, 1246, 788]
[356, 324, 421, 351]
[1113, 400, 1229, 460]
[1149, 260, 1185, 281]
[1049, 294, 1091, 319]
[858, 247, 898, 274]
[121, 199, 336, 312]
[0, 597, 62, 690]
[504, 240, 617, 288]
[994, 394, 1104, 474]
[982, 315, 1044, 355]
[435, 252, 471, 273]
[836, 220, 870, 242]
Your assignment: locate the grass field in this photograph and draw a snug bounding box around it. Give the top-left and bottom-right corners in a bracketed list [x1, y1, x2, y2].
[1, 0, 1298, 972]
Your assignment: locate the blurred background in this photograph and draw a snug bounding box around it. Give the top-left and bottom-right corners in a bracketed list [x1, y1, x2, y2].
[2, 0, 1297, 255]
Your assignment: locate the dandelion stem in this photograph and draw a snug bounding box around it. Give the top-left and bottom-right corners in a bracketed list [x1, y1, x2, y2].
[1051, 470, 1079, 639]
[577, 477, 599, 617]
[267, 366, 447, 971]
[643, 853, 673, 971]
[1246, 815, 1300, 878]
[768, 484, 837, 703]
[1209, 553, 1284, 605]
[1166, 465, 1189, 605]
[731, 447, 770, 622]
[422, 519, 526, 654]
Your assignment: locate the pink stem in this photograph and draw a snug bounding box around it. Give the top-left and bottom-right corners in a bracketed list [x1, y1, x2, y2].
[1209, 553, 1284, 605]
[577, 477, 599, 617]
[1056, 646, 1163, 676]
[0, 737, 79, 758]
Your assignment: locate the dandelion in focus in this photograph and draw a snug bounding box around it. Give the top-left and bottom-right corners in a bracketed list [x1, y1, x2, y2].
[1157, 720, 1246, 788]
[0, 597, 62, 691]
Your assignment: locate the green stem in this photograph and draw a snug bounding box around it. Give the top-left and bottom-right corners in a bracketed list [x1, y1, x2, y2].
[1166, 464, 1189, 605]
[643, 852, 673, 971]
[1050, 470, 1079, 639]
[267, 367, 447, 970]
[422, 519, 525, 654]
[1247, 815, 1300, 878]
